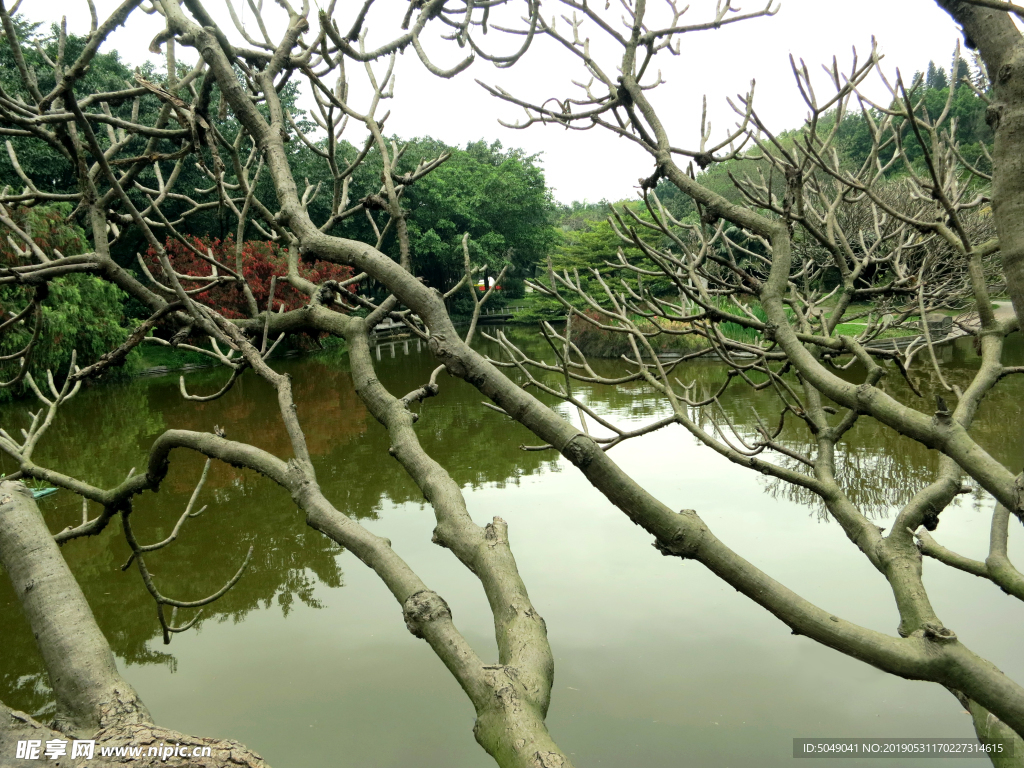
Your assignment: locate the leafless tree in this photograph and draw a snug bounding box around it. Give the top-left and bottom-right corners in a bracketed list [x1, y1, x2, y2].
[0, 1, 559, 766]
[475, 0, 1024, 761]
[1, 0, 1024, 767]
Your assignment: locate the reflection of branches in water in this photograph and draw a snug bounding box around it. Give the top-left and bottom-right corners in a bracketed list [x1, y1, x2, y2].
[559, 381, 667, 425]
[7, 672, 54, 723]
[497, 329, 1024, 527]
[682, 382, 938, 517]
[4, 643, 183, 723]
[0, 341, 575, 717]
[0, 461, 345, 717]
[497, 326, 982, 518]
[767, 481, 996, 527]
[760, 453, 940, 520]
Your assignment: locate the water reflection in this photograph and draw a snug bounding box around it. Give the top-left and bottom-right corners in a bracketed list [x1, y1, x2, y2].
[1, 327, 1021, 762]
[505, 330, 1024, 517]
[761, 334, 1023, 514]
[0, 340, 560, 719]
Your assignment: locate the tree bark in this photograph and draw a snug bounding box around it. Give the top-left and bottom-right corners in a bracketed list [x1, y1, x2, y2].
[155, 0, 1024, 752]
[1, 700, 269, 768]
[0, 481, 149, 735]
[948, 690, 1024, 768]
[344, 321, 570, 766]
[935, 0, 1024, 331]
[0, 481, 269, 767]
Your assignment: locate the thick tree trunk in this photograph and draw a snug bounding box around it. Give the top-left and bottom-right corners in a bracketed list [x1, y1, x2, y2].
[934, 0, 1024, 331]
[0, 481, 149, 735]
[1, 702, 268, 768]
[0, 481, 269, 767]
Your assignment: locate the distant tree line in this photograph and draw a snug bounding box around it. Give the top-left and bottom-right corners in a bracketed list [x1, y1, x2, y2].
[0, 16, 556, 393]
[541, 50, 994, 311]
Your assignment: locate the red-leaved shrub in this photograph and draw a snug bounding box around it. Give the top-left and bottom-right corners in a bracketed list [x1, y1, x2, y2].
[144, 236, 355, 319]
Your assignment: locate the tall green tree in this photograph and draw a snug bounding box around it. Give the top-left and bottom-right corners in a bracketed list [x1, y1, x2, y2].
[340, 137, 557, 305]
[0, 205, 137, 398]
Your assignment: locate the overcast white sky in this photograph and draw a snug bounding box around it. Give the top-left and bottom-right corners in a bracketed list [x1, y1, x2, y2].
[34, 0, 965, 203]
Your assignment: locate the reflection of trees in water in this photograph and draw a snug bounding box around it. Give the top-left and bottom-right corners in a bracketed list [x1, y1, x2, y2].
[693, 338, 1022, 516]
[0, 343, 565, 716]
[2, 331, 1019, 716]
[751, 412, 946, 517]
[0, 466, 344, 718]
[0, 358, 357, 715]
[496, 328, 1024, 519]
[304, 345, 561, 517]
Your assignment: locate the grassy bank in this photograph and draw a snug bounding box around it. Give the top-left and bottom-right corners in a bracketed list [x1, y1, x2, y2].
[135, 334, 348, 373]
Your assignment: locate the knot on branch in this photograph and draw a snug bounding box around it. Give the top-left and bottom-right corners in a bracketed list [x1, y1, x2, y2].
[614, 77, 633, 108]
[638, 164, 665, 190]
[652, 510, 706, 559]
[921, 505, 941, 531]
[699, 207, 720, 227]
[146, 454, 172, 491]
[169, 325, 192, 348]
[531, 751, 568, 768]
[922, 622, 957, 643]
[931, 395, 953, 428]
[316, 280, 340, 306]
[430, 526, 450, 549]
[986, 103, 1005, 131]
[428, 335, 469, 378]
[360, 193, 388, 211]
[561, 434, 597, 470]
[403, 590, 452, 639]
[485, 517, 508, 546]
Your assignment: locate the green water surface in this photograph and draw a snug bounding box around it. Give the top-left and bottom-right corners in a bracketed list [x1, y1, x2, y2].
[1, 330, 1022, 767]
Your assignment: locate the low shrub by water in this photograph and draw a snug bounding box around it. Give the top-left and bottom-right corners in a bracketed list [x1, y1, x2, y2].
[570, 313, 710, 358]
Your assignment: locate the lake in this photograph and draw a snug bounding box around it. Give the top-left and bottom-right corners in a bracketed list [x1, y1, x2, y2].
[1, 328, 1022, 767]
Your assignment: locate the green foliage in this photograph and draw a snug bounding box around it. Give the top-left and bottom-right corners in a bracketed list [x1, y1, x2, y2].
[570, 312, 709, 358]
[544, 198, 678, 303]
[0, 15, 316, 269]
[717, 300, 767, 345]
[832, 56, 992, 173]
[507, 203, 636, 324]
[1, 16, 558, 305]
[0, 19, 160, 209]
[926, 61, 949, 91]
[335, 138, 557, 306]
[0, 206, 139, 399]
[552, 214, 631, 274]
